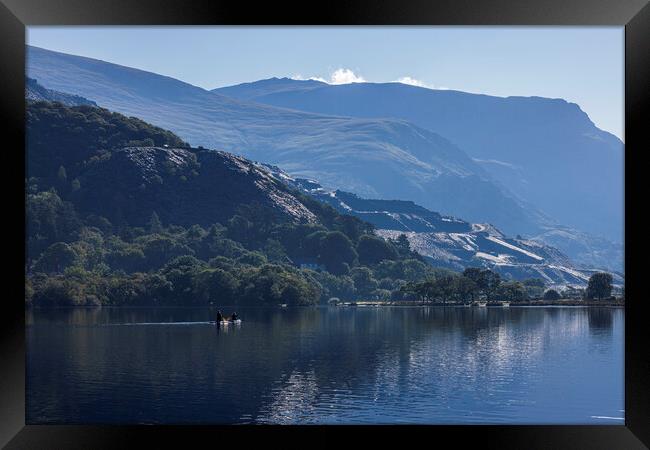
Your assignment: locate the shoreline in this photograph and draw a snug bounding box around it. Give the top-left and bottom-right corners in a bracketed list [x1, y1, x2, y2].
[340, 300, 625, 308]
[27, 300, 625, 310]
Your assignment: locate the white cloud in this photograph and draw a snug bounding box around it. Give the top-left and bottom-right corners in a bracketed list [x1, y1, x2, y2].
[291, 68, 365, 85]
[329, 68, 365, 84]
[395, 76, 429, 88]
[292, 70, 451, 89]
[291, 74, 328, 83]
[395, 76, 450, 90]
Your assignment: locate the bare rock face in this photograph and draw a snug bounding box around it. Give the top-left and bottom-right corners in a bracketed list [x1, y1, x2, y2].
[74, 146, 317, 228]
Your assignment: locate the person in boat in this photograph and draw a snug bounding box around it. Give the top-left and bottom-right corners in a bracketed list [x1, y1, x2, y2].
[216, 310, 223, 323]
[231, 312, 238, 321]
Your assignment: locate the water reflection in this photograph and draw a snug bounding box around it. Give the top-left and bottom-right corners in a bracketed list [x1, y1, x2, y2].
[588, 308, 614, 334]
[26, 306, 623, 424]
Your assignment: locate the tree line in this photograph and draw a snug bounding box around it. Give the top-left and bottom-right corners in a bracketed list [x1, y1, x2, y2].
[26, 188, 617, 307]
[26, 188, 437, 306]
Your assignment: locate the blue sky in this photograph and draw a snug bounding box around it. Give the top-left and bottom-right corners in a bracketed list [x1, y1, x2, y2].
[27, 26, 624, 140]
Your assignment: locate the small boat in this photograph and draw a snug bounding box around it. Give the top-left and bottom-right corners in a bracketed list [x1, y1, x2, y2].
[215, 319, 241, 325]
[279, 304, 288, 308]
[501, 301, 511, 307]
[477, 301, 487, 307]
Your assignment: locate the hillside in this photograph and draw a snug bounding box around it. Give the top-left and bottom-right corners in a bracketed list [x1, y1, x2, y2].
[260, 166, 618, 286]
[26, 77, 96, 106]
[27, 102, 316, 228]
[26, 101, 620, 312]
[214, 78, 624, 244]
[25, 101, 458, 307]
[76, 146, 319, 228]
[27, 45, 551, 237]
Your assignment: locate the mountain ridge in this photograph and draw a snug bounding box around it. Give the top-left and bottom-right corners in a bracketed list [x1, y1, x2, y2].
[214, 77, 624, 243]
[27, 45, 552, 237]
[27, 48, 623, 271]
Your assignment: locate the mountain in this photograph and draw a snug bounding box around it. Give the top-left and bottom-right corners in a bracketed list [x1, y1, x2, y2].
[214, 78, 624, 244]
[26, 46, 551, 237]
[26, 77, 96, 106]
[26, 101, 316, 228]
[530, 227, 624, 273]
[26, 100, 621, 288]
[215, 77, 327, 101]
[25, 101, 426, 308]
[261, 166, 619, 286]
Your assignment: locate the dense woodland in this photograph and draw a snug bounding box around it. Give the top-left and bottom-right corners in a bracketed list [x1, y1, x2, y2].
[25, 101, 616, 307]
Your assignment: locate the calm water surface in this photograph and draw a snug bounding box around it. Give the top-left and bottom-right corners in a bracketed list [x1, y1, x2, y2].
[26, 306, 624, 424]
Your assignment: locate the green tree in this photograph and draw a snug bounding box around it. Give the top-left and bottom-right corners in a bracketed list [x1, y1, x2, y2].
[586, 272, 613, 300]
[312, 271, 356, 301]
[32, 242, 79, 274]
[141, 236, 193, 268]
[392, 234, 412, 257]
[208, 256, 236, 271]
[271, 223, 326, 259]
[496, 281, 528, 302]
[193, 268, 238, 305]
[306, 231, 358, 275]
[413, 279, 441, 302]
[356, 235, 398, 265]
[375, 259, 433, 282]
[463, 267, 501, 300]
[453, 276, 479, 303]
[31, 278, 76, 306]
[237, 251, 268, 266]
[160, 255, 208, 303]
[543, 289, 561, 300]
[26, 190, 82, 260]
[239, 264, 320, 306]
[263, 239, 290, 263]
[350, 267, 378, 298]
[106, 246, 146, 272]
[226, 215, 255, 245]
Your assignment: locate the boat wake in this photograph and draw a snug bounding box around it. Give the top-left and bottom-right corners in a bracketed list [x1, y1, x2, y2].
[108, 321, 216, 326]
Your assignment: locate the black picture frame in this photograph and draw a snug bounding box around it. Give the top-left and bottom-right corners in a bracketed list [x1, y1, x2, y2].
[1, 0, 648, 447]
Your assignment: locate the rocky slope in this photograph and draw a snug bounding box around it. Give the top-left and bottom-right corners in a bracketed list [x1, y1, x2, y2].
[263, 166, 621, 286]
[72, 146, 317, 228]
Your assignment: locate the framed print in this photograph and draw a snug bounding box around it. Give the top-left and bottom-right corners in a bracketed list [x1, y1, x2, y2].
[1, 0, 648, 447]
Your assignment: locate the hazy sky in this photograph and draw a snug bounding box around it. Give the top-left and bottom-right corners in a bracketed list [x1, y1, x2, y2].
[27, 26, 624, 140]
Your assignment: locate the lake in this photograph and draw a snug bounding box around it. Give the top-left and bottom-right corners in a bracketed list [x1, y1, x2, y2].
[26, 306, 624, 424]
